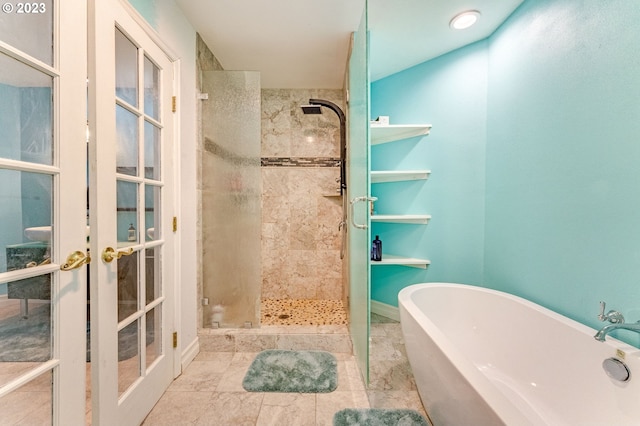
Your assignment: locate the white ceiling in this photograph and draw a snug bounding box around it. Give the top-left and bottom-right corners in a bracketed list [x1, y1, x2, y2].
[174, 0, 523, 89]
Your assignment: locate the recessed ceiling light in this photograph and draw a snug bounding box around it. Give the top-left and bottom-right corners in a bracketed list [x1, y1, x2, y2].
[450, 10, 480, 30]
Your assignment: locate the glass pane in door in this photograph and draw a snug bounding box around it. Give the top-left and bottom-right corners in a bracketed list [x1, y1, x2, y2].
[0, 274, 52, 386]
[0, 0, 53, 65]
[143, 56, 159, 120]
[115, 29, 138, 107]
[0, 52, 53, 165]
[144, 247, 160, 304]
[118, 320, 140, 396]
[0, 370, 53, 425]
[144, 184, 160, 242]
[116, 105, 139, 176]
[144, 120, 161, 180]
[144, 308, 160, 369]
[117, 180, 138, 244]
[117, 251, 138, 322]
[0, 169, 52, 273]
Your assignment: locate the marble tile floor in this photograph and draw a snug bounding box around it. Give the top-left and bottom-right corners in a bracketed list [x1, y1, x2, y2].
[143, 314, 430, 426]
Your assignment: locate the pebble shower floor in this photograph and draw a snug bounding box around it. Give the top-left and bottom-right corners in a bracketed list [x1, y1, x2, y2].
[261, 299, 347, 326]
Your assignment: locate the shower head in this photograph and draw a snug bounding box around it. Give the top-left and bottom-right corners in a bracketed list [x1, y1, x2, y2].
[301, 104, 323, 114]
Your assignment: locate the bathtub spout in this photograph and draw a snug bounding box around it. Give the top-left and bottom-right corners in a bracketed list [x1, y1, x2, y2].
[594, 321, 640, 341]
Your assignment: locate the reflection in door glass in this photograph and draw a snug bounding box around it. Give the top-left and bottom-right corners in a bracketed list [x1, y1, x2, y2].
[117, 180, 138, 244]
[115, 29, 138, 107]
[143, 56, 159, 120]
[0, 169, 52, 274]
[118, 320, 141, 397]
[116, 105, 139, 176]
[144, 184, 160, 242]
[0, 370, 53, 424]
[145, 308, 160, 370]
[144, 120, 161, 180]
[117, 250, 139, 322]
[0, 0, 53, 65]
[144, 247, 161, 304]
[0, 53, 53, 166]
[0, 274, 52, 385]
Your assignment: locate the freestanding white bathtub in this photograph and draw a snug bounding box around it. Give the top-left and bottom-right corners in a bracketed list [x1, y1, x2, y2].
[398, 283, 640, 426]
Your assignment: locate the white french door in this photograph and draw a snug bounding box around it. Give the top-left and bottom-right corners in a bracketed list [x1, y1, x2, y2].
[0, 1, 88, 425]
[88, 0, 176, 424]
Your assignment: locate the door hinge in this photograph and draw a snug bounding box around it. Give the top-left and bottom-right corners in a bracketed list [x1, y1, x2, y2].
[172, 216, 177, 232]
[172, 96, 177, 113]
[172, 331, 178, 348]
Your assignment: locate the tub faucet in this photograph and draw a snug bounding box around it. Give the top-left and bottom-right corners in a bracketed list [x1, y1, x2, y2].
[594, 321, 640, 342]
[594, 301, 640, 341]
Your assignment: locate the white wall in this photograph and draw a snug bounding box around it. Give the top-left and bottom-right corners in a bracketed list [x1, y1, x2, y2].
[126, 0, 199, 368]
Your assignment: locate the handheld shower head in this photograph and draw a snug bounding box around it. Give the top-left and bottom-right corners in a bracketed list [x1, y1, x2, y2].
[301, 105, 323, 114]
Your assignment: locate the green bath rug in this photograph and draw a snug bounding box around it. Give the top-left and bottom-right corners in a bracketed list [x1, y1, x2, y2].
[242, 349, 337, 393]
[333, 409, 430, 426]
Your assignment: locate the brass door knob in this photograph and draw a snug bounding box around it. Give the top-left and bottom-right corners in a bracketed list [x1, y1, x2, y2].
[101, 247, 134, 263]
[60, 251, 91, 271]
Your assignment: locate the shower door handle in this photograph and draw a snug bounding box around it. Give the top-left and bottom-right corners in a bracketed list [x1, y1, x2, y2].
[350, 196, 377, 229]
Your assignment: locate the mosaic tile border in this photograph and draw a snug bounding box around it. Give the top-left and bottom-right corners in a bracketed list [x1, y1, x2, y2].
[261, 157, 340, 167]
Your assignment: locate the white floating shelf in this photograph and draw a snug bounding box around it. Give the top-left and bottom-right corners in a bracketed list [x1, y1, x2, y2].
[370, 124, 432, 145]
[371, 170, 431, 183]
[371, 254, 430, 269]
[371, 214, 431, 224]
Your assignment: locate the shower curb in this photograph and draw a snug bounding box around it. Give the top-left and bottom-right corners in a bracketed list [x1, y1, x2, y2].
[197, 325, 353, 354]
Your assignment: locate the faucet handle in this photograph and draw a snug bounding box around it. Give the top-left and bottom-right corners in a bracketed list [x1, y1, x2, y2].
[598, 301, 607, 321]
[598, 301, 625, 324]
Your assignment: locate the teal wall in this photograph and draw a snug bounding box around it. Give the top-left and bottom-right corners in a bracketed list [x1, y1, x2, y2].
[371, 0, 640, 344]
[485, 0, 640, 340]
[128, 0, 158, 29]
[370, 41, 488, 306]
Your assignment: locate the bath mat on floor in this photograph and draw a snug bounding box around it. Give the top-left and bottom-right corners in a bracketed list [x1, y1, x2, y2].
[333, 409, 429, 426]
[242, 349, 337, 393]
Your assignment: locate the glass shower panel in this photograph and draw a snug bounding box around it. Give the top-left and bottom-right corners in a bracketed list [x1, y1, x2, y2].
[201, 71, 261, 328]
[348, 1, 371, 385]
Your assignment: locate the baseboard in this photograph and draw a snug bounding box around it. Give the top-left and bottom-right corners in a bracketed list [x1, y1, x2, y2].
[181, 337, 199, 372]
[371, 300, 400, 322]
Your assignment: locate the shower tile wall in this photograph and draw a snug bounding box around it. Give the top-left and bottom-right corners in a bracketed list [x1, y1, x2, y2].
[261, 89, 344, 301]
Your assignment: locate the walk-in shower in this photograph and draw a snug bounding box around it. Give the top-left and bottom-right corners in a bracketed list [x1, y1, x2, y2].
[301, 99, 348, 259]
